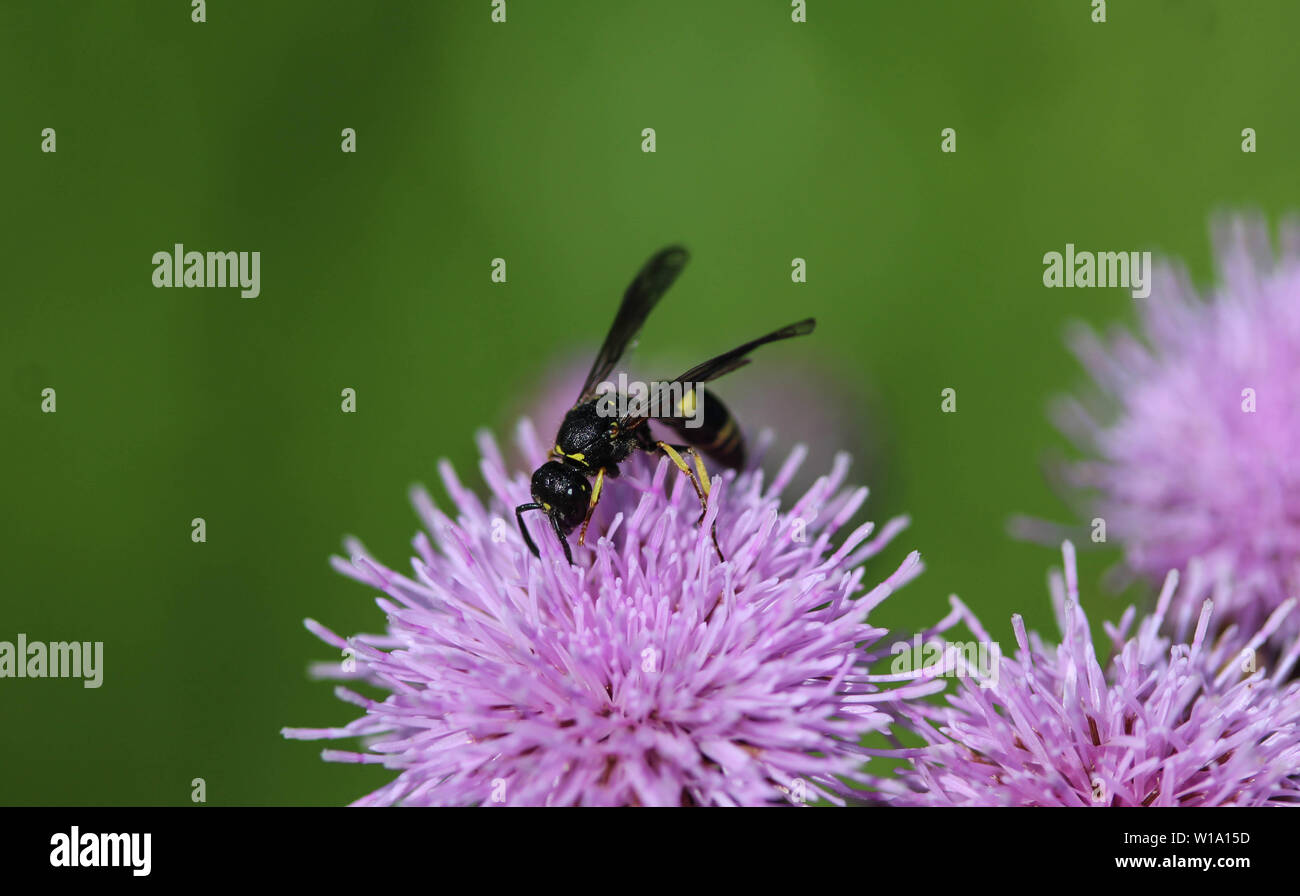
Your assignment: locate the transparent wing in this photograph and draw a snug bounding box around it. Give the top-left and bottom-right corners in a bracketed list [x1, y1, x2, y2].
[576, 245, 690, 404]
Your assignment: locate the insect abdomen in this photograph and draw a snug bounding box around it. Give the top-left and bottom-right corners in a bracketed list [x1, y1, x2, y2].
[663, 386, 745, 469]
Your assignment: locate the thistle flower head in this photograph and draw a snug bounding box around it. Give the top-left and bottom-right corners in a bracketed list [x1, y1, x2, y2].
[1056, 214, 1300, 641]
[883, 542, 1300, 807]
[285, 421, 934, 806]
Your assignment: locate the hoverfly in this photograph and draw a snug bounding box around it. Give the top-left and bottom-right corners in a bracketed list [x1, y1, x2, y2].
[516, 246, 815, 565]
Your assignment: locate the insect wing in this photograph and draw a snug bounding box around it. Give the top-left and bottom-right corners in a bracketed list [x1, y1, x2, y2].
[576, 245, 690, 404]
[618, 318, 816, 430]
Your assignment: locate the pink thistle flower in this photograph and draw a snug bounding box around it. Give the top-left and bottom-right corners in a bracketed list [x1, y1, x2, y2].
[881, 542, 1300, 807]
[284, 422, 937, 806]
[1054, 214, 1300, 641]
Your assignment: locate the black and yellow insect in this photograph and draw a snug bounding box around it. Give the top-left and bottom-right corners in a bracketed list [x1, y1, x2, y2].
[516, 246, 815, 565]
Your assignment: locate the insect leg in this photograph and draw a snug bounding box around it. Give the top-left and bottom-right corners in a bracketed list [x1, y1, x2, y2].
[516, 503, 545, 557]
[655, 441, 724, 562]
[549, 511, 575, 565]
[577, 467, 606, 547]
[688, 448, 711, 498]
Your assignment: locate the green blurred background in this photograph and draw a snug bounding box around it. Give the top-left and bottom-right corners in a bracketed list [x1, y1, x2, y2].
[3, 0, 1299, 805]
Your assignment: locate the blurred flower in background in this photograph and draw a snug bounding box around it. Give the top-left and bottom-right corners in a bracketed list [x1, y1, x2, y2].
[1050, 214, 1300, 644]
[877, 542, 1300, 807]
[285, 422, 934, 806]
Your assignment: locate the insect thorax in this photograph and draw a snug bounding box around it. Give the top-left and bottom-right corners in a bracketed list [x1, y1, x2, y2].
[554, 400, 634, 469]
